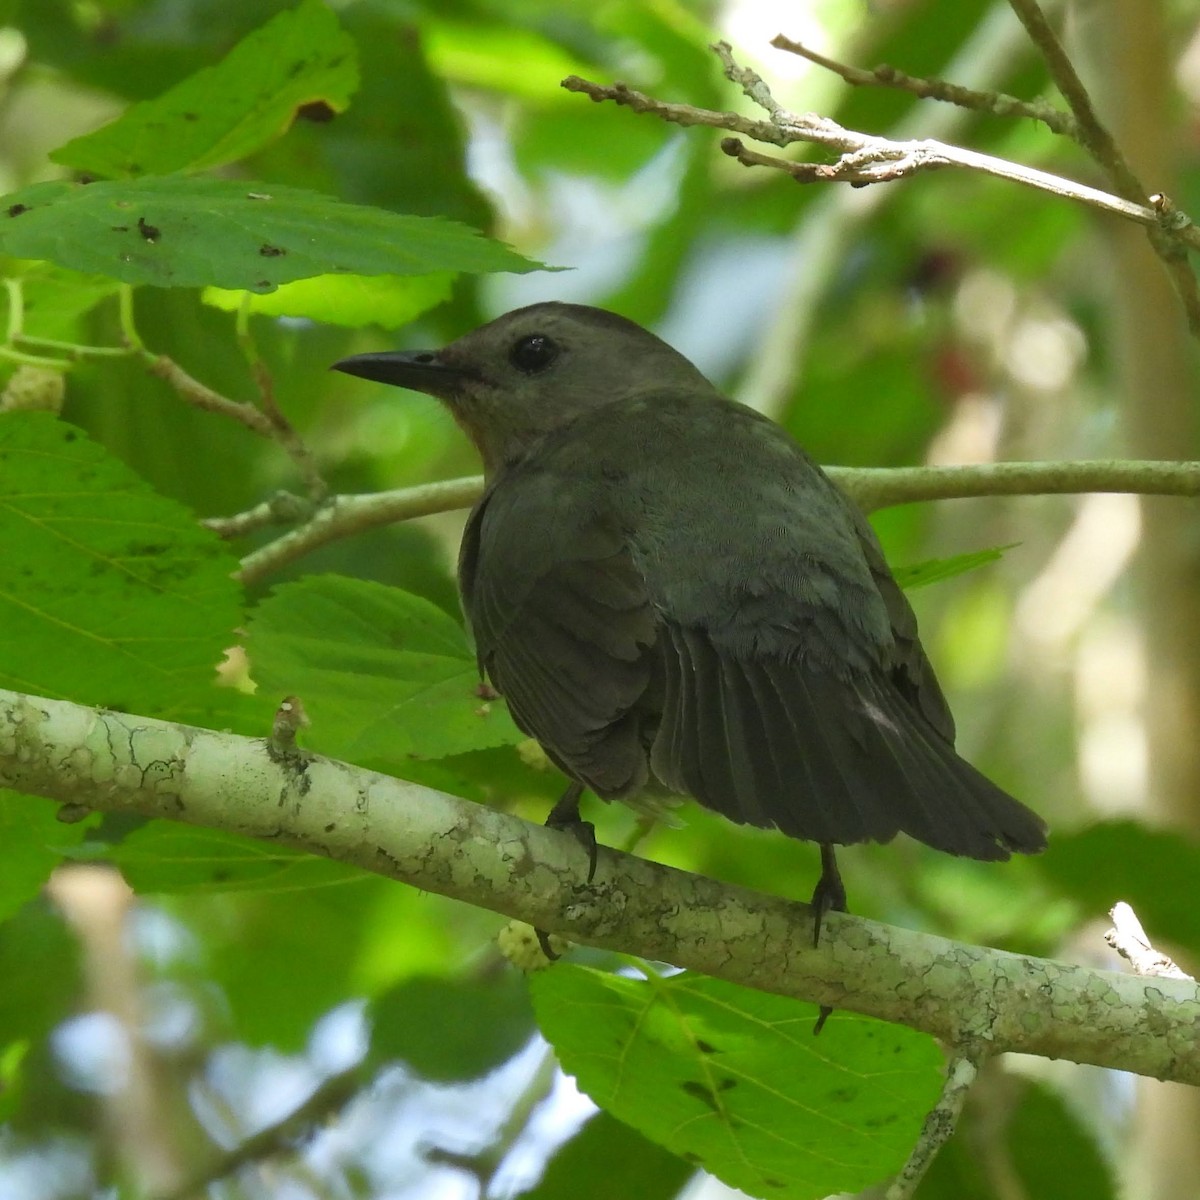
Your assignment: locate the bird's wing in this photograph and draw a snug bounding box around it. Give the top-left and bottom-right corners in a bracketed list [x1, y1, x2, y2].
[849, 506, 957, 742]
[610, 396, 1045, 859]
[460, 467, 658, 799]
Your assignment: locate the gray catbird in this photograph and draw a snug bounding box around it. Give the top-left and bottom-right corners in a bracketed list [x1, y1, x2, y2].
[333, 302, 1046, 939]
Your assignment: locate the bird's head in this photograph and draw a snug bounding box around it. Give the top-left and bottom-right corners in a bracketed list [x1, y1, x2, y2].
[332, 302, 714, 473]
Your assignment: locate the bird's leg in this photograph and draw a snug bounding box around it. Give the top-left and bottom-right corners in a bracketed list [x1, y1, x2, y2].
[811, 843, 849, 1036]
[536, 780, 595, 962]
[810, 843, 848, 947]
[544, 780, 597, 883]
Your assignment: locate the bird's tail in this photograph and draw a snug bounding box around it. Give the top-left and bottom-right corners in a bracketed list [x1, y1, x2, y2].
[650, 624, 1046, 858]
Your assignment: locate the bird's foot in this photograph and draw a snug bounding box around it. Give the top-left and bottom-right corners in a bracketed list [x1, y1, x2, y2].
[810, 843, 848, 948]
[811, 844, 849, 1037]
[535, 781, 595, 957]
[544, 781, 598, 882]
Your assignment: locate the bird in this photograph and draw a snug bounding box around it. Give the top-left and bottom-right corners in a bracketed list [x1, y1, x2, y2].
[332, 302, 1047, 946]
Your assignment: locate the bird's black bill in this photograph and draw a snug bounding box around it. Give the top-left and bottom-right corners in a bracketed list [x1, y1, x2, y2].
[331, 349, 464, 396]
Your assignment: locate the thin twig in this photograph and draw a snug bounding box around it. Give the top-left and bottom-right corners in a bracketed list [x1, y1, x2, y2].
[1006, 0, 1200, 333]
[235, 303, 328, 501]
[770, 34, 1079, 138]
[157, 1067, 363, 1200]
[145, 355, 279, 439]
[1005, 0, 1141, 195]
[201, 491, 315, 539]
[887, 1053, 982, 1200]
[236, 476, 485, 585]
[562, 75, 788, 145]
[562, 75, 1195, 244]
[834, 458, 1200, 513]
[233, 459, 1200, 583]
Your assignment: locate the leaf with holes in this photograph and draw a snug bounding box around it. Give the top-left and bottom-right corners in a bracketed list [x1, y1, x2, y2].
[0, 176, 542, 292]
[531, 965, 943, 1200]
[51, 0, 359, 179]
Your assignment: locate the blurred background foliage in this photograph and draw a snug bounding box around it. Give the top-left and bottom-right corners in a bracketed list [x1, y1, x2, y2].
[0, 0, 1198, 1197]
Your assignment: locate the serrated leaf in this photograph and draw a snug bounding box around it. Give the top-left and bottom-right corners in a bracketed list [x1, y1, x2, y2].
[0, 413, 243, 712]
[202, 270, 454, 328]
[531, 966, 943, 1200]
[51, 0, 358, 179]
[894, 544, 1016, 590]
[0, 177, 542, 292]
[246, 575, 523, 765]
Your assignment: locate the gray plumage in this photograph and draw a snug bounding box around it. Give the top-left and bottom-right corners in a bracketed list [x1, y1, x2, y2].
[334, 302, 1046, 869]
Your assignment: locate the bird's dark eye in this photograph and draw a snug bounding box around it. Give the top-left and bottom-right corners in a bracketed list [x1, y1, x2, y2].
[508, 334, 559, 373]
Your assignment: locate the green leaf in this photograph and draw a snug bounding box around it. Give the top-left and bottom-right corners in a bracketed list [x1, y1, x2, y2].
[51, 0, 358, 179]
[0, 793, 92, 922]
[422, 18, 592, 101]
[0, 897, 83, 1080]
[525, 1110, 693, 1200]
[894, 544, 1016, 590]
[0, 413, 243, 712]
[70, 822, 364, 895]
[1038, 820, 1200, 956]
[917, 1077, 1114, 1200]
[0, 261, 122, 341]
[202, 271, 454, 328]
[531, 966, 943, 1200]
[1005, 1078, 1115, 1200]
[246, 575, 523, 765]
[369, 975, 534, 1081]
[0, 177, 543, 292]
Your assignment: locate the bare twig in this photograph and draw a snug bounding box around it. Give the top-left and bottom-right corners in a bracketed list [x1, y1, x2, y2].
[158, 1067, 363, 1200]
[1005, 0, 1141, 194]
[236, 305, 328, 501]
[565, 32, 1200, 334]
[1105, 903, 1194, 982]
[201, 491, 315, 539]
[562, 74, 1194, 244]
[562, 75, 787, 146]
[887, 1053, 982, 1200]
[236, 476, 484, 585]
[1005, 0, 1200, 332]
[145, 354, 329, 500]
[770, 34, 1079, 138]
[146, 355, 279, 438]
[234, 459, 1200, 583]
[834, 458, 1200, 513]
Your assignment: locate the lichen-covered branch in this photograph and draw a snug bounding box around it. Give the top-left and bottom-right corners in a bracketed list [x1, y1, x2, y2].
[3, 688, 1199, 1085]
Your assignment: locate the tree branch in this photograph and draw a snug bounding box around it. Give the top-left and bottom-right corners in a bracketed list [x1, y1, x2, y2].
[3, 688, 1199, 1086]
[769, 34, 1079, 138]
[235, 476, 485, 585]
[1003, 0, 1200, 334]
[564, 33, 1200, 335]
[234, 458, 1200, 582]
[562, 71, 1182, 239]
